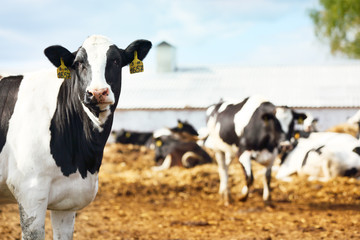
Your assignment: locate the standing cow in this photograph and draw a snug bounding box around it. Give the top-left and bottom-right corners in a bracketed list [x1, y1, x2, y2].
[206, 95, 306, 205]
[0, 35, 151, 239]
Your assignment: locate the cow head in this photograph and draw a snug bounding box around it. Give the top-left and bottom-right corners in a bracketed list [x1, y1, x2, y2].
[170, 120, 199, 136]
[275, 106, 307, 153]
[44, 35, 152, 129]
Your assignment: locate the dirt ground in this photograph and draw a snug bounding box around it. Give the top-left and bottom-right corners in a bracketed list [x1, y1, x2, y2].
[1, 143, 360, 240]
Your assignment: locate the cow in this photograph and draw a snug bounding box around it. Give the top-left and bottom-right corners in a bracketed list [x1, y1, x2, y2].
[303, 112, 318, 133]
[152, 134, 212, 171]
[276, 132, 360, 182]
[205, 95, 306, 205]
[153, 119, 200, 142]
[0, 35, 151, 239]
[112, 129, 153, 147]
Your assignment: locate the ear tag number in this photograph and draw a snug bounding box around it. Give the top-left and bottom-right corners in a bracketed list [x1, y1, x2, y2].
[298, 117, 304, 124]
[177, 122, 183, 129]
[57, 58, 71, 79]
[129, 51, 144, 74]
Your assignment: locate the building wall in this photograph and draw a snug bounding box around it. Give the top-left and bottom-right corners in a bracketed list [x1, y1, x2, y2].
[113, 109, 207, 132]
[112, 108, 360, 133]
[296, 107, 359, 131]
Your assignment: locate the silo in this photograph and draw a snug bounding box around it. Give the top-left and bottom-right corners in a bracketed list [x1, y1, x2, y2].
[156, 41, 176, 73]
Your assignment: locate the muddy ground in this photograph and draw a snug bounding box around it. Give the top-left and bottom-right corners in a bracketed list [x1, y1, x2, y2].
[1, 143, 360, 240]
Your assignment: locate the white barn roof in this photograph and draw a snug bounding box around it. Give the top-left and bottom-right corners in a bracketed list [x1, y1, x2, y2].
[118, 64, 360, 110]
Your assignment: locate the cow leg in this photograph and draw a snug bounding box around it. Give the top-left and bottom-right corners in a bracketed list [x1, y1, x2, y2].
[51, 210, 76, 240]
[259, 149, 278, 205]
[263, 167, 272, 204]
[182, 152, 201, 168]
[152, 154, 172, 171]
[238, 150, 253, 202]
[18, 202, 47, 240]
[215, 151, 231, 205]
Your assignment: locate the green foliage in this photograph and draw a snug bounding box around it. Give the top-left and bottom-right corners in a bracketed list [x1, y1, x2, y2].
[309, 0, 360, 58]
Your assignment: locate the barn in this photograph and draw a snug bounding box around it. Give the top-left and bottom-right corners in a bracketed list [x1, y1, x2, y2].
[113, 42, 360, 133]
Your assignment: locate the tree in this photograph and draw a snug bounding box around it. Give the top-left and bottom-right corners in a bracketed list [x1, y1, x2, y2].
[309, 0, 360, 58]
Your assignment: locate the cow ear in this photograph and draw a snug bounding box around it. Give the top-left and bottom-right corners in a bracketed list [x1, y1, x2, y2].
[122, 40, 152, 66]
[293, 112, 308, 122]
[44, 45, 75, 68]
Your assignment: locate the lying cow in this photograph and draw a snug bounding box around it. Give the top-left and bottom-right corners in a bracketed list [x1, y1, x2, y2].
[0, 35, 151, 239]
[276, 132, 360, 182]
[206, 95, 306, 205]
[152, 135, 212, 171]
[112, 129, 153, 147]
[153, 119, 200, 142]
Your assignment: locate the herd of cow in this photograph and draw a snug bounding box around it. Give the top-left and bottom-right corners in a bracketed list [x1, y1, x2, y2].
[1, 35, 360, 239]
[113, 95, 360, 205]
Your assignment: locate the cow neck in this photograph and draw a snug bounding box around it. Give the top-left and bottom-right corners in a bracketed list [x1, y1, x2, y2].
[49, 72, 113, 179]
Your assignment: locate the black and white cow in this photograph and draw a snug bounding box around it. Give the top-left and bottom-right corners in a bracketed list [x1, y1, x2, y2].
[112, 129, 153, 147]
[153, 119, 200, 143]
[0, 35, 151, 239]
[206, 95, 306, 205]
[152, 134, 212, 171]
[276, 132, 360, 182]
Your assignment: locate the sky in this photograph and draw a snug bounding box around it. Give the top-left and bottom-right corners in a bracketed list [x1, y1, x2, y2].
[1, 0, 359, 73]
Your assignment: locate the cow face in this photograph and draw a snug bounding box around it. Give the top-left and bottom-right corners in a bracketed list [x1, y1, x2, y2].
[275, 106, 307, 141]
[44, 35, 152, 127]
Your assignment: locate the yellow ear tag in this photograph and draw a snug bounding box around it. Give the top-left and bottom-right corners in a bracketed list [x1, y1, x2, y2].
[177, 122, 183, 129]
[57, 58, 71, 79]
[129, 51, 144, 74]
[125, 132, 131, 138]
[298, 117, 304, 124]
[156, 140, 162, 147]
[294, 132, 300, 140]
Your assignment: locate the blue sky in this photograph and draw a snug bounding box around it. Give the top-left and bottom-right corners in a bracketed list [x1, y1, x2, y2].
[1, 0, 358, 73]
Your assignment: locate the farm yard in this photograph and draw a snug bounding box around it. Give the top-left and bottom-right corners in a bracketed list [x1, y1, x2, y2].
[1, 143, 360, 240]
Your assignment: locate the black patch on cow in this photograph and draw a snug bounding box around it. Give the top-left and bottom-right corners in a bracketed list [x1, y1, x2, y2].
[344, 167, 358, 177]
[353, 147, 360, 156]
[215, 98, 248, 146]
[301, 145, 325, 167]
[49, 78, 114, 178]
[0, 76, 23, 153]
[240, 102, 282, 152]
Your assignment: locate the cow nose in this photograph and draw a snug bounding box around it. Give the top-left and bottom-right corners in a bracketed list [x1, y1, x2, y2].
[86, 88, 110, 103]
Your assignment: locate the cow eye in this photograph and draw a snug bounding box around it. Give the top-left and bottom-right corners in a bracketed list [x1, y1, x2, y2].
[74, 61, 85, 70]
[112, 59, 120, 66]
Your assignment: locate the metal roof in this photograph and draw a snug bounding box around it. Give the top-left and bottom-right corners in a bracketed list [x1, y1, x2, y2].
[118, 64, 360, 110]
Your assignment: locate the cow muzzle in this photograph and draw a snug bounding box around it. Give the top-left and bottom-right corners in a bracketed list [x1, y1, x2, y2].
[279, 140, 293, 153]
[85, 88, 113, 105]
